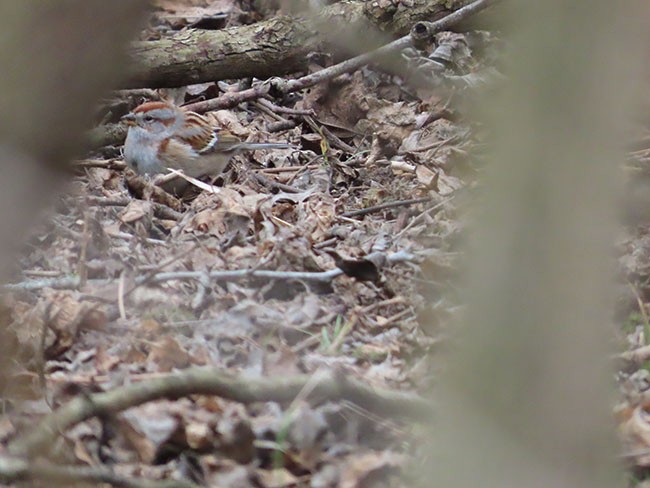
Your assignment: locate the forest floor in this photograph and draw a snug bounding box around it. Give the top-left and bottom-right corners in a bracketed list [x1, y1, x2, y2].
[2, 1, 650, 487]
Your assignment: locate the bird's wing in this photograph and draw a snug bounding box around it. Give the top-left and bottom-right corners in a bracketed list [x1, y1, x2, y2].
[159, 136, 231, 176]
[175, 111, 219, 153]
[211, 131, 246, 153]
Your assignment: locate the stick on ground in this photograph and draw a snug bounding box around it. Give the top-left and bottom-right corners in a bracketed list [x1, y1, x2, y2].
[9, 367, 430, 457]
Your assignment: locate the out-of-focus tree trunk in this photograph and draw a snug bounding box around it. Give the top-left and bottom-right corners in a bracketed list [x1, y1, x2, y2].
[425, 2, 647, 487]
[0, 1, 147, 279]
[0, 1, 148, 457]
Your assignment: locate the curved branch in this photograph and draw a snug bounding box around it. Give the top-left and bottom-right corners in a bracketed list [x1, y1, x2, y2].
[9, 367, 430, 457]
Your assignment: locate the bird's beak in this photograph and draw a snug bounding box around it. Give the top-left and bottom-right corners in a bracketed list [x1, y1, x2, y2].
[121, 113, 136, 126]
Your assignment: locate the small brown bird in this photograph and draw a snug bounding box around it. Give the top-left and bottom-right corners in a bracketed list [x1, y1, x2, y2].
[122, 101, 291, 177]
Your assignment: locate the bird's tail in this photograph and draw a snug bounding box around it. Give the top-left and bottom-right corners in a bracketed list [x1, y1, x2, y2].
[231, 142, 293, 152]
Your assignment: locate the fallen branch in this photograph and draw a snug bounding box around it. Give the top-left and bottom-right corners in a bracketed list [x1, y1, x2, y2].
[88, 0, 498, 152]
[128, 0, 471, 89]
[0, 457, 200, 488]
[252, 172, 302, 193]
[9, 367, 430, 457]
[149, 268, 344, 284]
[184, 0, 499, 114]
[86, 195, 183, 220]
[410, 0, 499, 42]
[341, 197, 432, 218]
[5, 251, 414, 291]
[394, 196, 456, 239]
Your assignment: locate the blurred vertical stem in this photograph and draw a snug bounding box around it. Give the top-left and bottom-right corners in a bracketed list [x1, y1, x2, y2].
[426, 2, 647, 487]
[0, 2, 148, 470]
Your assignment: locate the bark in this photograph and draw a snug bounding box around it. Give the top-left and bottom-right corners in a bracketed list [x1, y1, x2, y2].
[128, 0, 472, 88]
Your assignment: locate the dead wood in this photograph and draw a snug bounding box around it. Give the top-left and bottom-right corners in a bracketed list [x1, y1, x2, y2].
[9, 367, 430, 458]
[128, 0, 474, 88]
[0, 458, 201, 488]
[91, 0, 495, 150]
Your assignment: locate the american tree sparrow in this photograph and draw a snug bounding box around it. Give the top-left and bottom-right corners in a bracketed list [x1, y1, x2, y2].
[121, 101, 291, 177]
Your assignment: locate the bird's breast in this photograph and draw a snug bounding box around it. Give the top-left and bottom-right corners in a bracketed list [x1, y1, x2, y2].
[123, 128, 167, 175]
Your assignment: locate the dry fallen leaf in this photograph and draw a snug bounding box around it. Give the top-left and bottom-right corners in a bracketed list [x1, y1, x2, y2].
[119, 200, 153, 224]
[148, 335, 192, 372]
[121, 402, 184, 464]
[256, 468, 298, 488]
[40, 291, 106, 358]
[415, 164, 438, 190]
[339, 451, 405, 488]
[620, 404, 650, 466]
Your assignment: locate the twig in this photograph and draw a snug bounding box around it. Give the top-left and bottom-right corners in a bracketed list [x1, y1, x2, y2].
[110, 231, 166, 245]
[87, 0, 498, 151]
[390, 160, 416, 173]
[279, 40, 411, 97]
[77, 211, 90, 287]
[22, 270, 62, 278]
[0, 457, 200, 488]
[252, 99, 287, 122]
[184, 0, 496, 115]
[146, 251, 413, 284]
[257, 98, 314, 116]
[313, 237, 338, 249]
[291, 334, 322, 354]
[9, 367, 430, 457]
[150, 268, 343, 284]
[285, 158, 318, 185]
[257, 164, 320, 174]
[268, 119, 297, 132]
[394, 195, 455, 239]
[619, 446, 650, 460]
[3, 276, 82, 291]
[375, 308, 414, 328]
[191, 271, 211, 311]
[4, 251, 415, 291]
[341, 197, 431, 218]
[283, 0, 496, 92]
[399, 136, 457, 155]
[86, 196, 183, 221]
[117, 270, 127, 320]
[410, 0, 499, 41]
[123, 173, 186, 211]
[74, 159, 126, 170]
[252, 99, 302, 133]
[183, 83, 270, 113]
[303, 116, 356, 153]
[252, 172, 302, 193]
[360, 296, 407, 314]
[340, 400, 411, 438]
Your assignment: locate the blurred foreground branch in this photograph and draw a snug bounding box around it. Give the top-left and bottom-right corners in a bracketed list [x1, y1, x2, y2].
[9, 367, 429, 458]
[0, 2, 147, 279]
[0, 458, 200, 488]
[0, 3, 148, 419]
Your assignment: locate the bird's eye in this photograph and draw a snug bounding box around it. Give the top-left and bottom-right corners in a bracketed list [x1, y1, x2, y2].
[144, 115, 154, 123]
